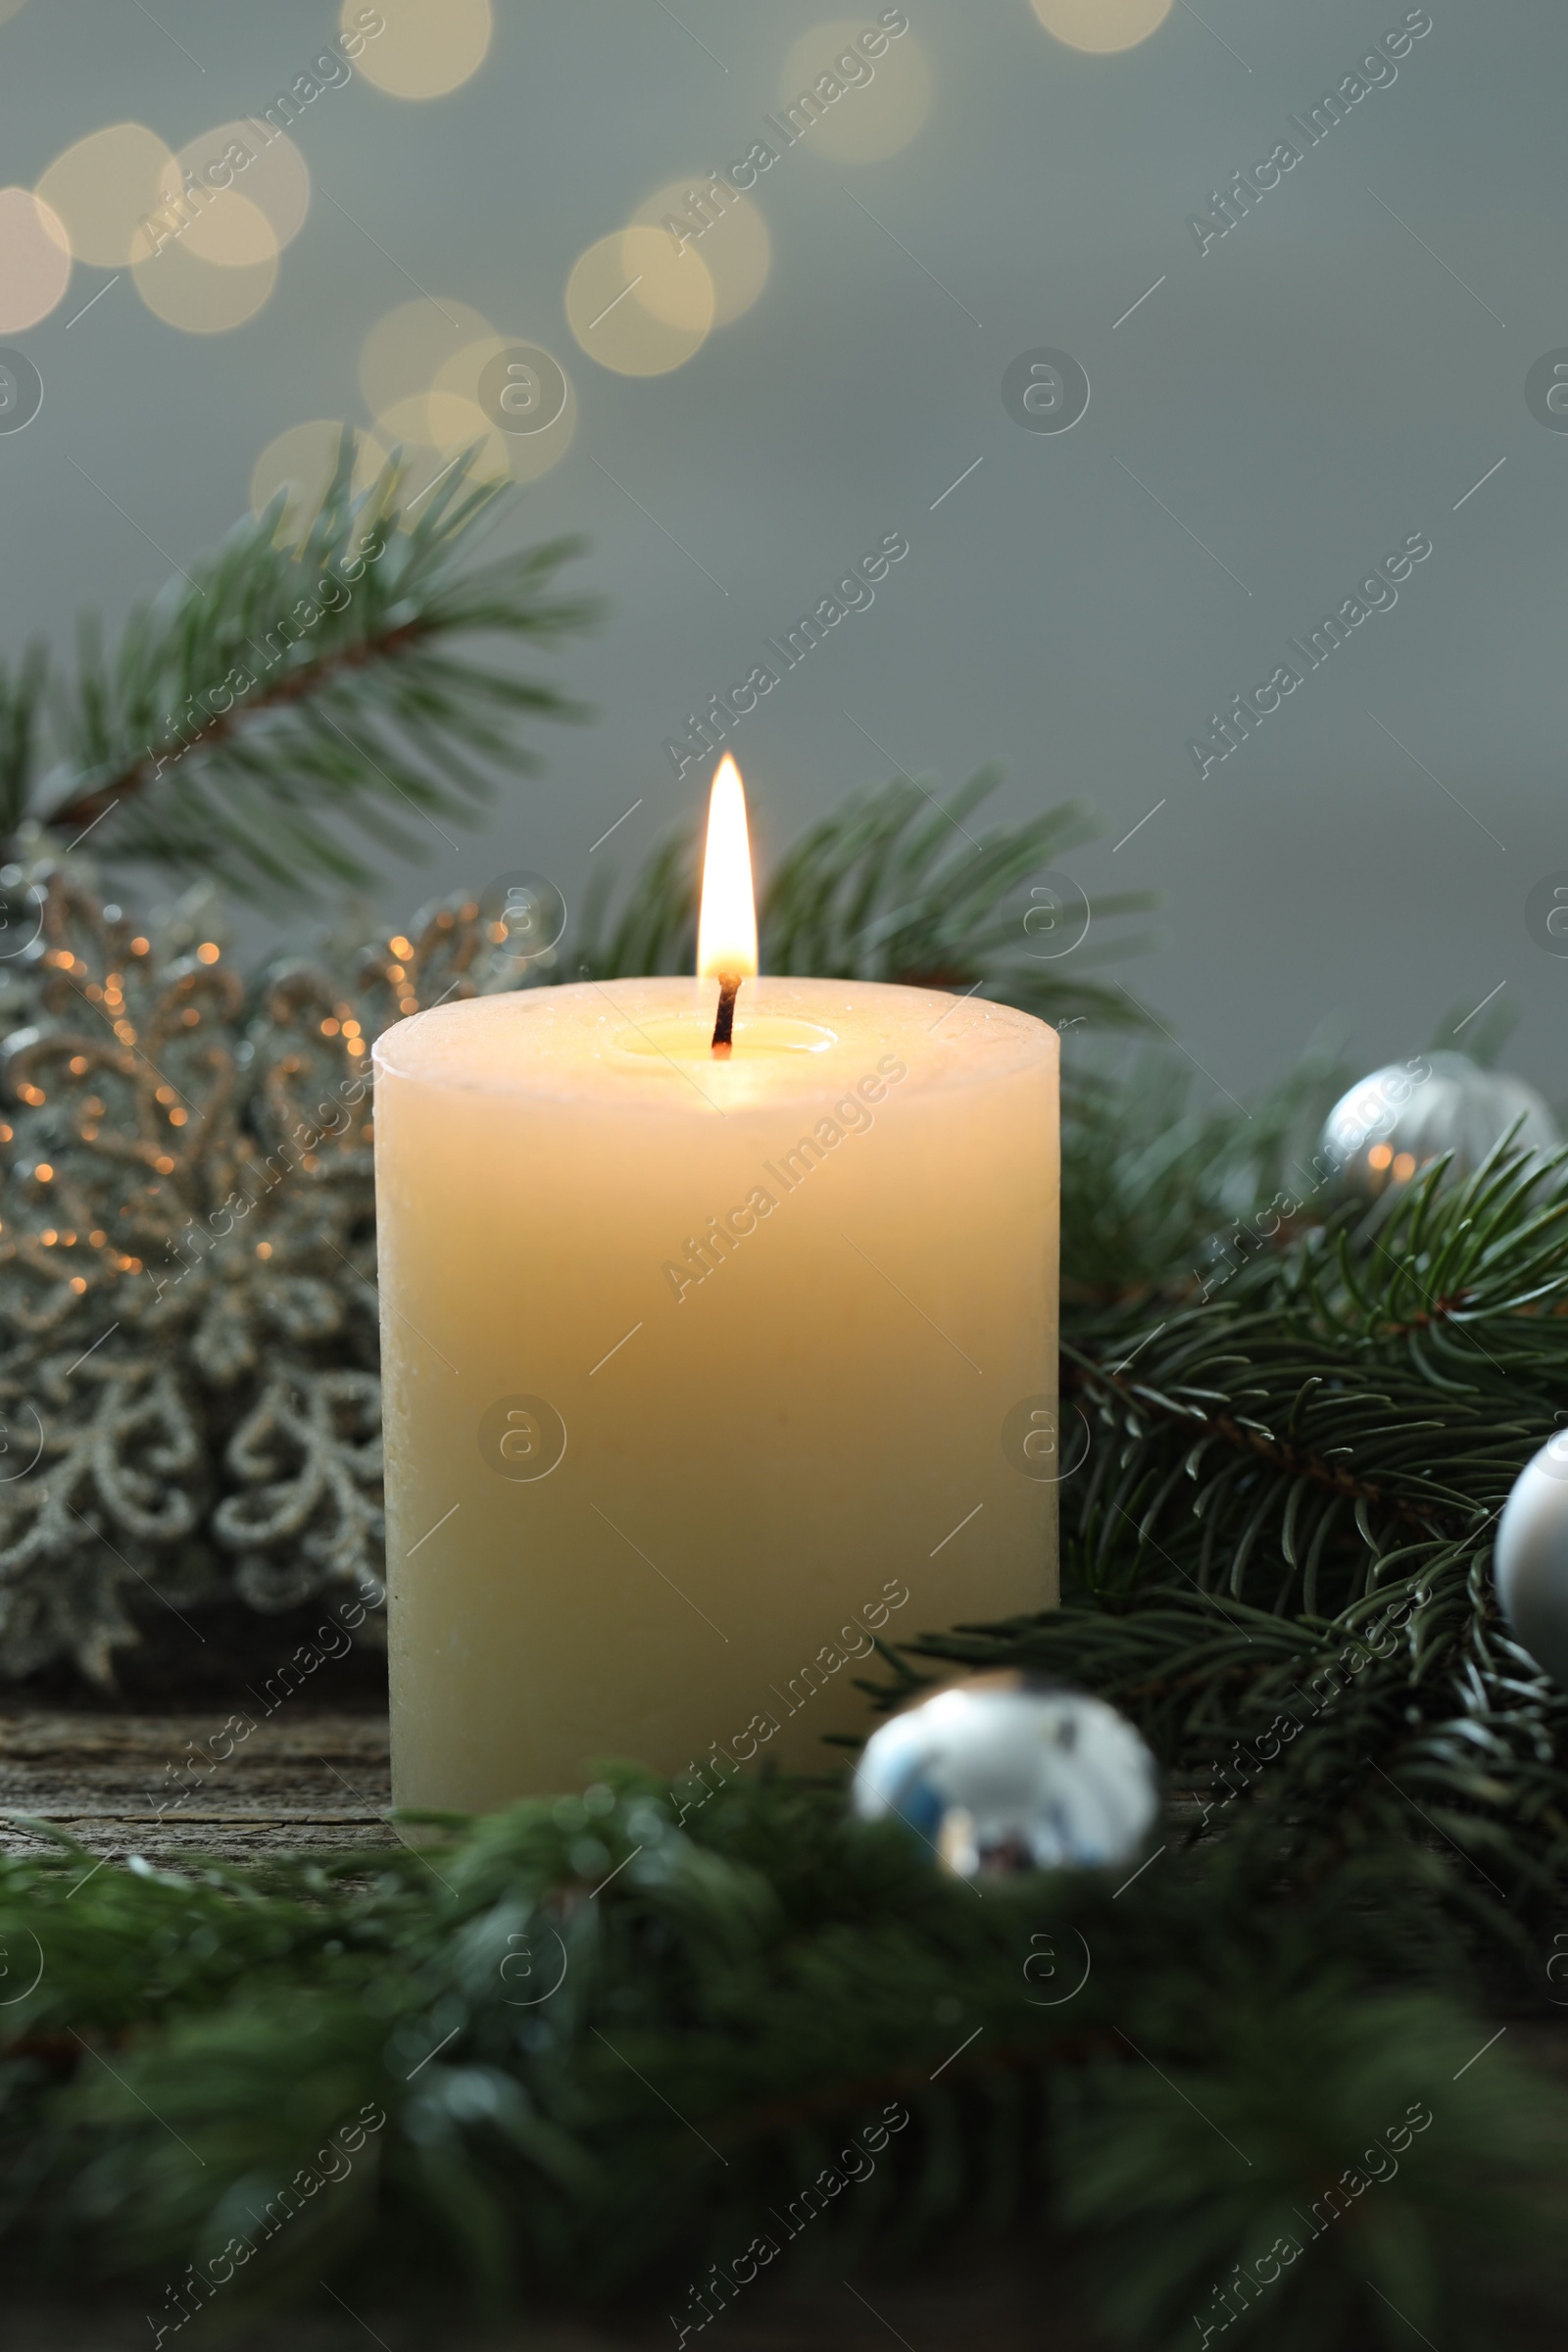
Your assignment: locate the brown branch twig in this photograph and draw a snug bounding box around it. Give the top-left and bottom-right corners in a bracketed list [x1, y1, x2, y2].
[38, 617, 427, 842]
[1065, 1352, 1472, 1538]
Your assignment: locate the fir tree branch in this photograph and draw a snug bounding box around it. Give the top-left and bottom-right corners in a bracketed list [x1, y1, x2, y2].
[0, 1770, 1561, 2342]
[20, 438, 598, 902]
[42, 612, 428, 838]
[887, 1097, 1568, 1963]
[573, 767, 1159, 1028]
[0, 644, 46, 840]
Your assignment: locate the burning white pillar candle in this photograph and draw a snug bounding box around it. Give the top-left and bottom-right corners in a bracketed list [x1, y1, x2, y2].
[374, 759, 1059, 1809]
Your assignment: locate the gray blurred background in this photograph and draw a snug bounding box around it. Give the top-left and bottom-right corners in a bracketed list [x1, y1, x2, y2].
[0, 0, 1562, 1101]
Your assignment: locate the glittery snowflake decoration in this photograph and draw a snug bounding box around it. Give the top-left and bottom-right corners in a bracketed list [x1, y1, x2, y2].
[0, 861, 529, 1684]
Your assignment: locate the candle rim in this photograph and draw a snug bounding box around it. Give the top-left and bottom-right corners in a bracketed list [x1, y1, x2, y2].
[371, 976, 1057, 1107]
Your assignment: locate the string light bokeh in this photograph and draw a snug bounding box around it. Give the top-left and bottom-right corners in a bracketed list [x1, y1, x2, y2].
[35, 122, 175, 270]
[2, 0, 1553, 1108]
[0, 189, 70, 334]
[1027, 0, 1174, 52]
[778, 20, 934, 162]
[347, 0, 493, 101]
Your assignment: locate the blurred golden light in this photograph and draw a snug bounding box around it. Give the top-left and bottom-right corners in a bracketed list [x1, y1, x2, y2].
[429, 334, 498, 408]
[433, 334, 577, 484]
[426, 388, 510, 470]
[566, 225, 713, 376]
[36, 122, 177, 269]
[1028, 0, 1174, 53]
[358, 295, 494, 416]
[350, 0, 493, 99]
[778, 22, 932, 163]
[173, 121, 311, 255]
[1368, 1143, 1394, 1171]
[130, 232, 275, 333]
[0, 187, 71, 332]
[378, 385, 509, 484]
[372, 390, 439, 447]
[249, 419, 391, 533]
[1392, 1152, 1417, 1182]
[630, 178, 770, 327]
[370, 397, 504, 504]
[153, 184, 278, 271]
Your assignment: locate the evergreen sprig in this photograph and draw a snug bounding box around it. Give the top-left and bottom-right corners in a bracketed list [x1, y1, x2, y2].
[17, 439, 596, 901]
[899, 1084, 1568, 1968]
[0, 645, 46, 840]
[0, 1771, 1561, 2345]
[572, 768, 1157, 1031]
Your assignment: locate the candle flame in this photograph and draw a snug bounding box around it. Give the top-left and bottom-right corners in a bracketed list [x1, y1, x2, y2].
[696, 754, 758, 980]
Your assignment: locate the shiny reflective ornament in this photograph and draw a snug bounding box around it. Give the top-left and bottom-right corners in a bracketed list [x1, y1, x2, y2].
[1494, 1434, 1568, 1690]
[852, 1671, 1159, 1878]
[1319, 1052, 1559, 1199]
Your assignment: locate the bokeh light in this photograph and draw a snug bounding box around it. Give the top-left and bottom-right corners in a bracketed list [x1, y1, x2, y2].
[36, 122, 177, 270]
[130, 232, 276, 334]
[426, 389, 512, 477]
[434, 335, 578, 483]
[250, 421, 391, 533]
[358, 296, 495, 416]
[173, 122, 311, 257]
[1028, 0, 1174, 53]
[371, 395, 507, 505]
[630, 178, 770, 328]
[0, 188, 71, 332]
[349, 0, 493, 99]
[778, 22, 932, 163]
[165, 186, 278, 272]
[566, 225, 714, 376]
[371, 391, 442, 449]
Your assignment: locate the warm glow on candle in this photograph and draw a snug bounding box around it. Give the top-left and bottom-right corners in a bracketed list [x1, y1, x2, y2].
[696, 755, 759, 981]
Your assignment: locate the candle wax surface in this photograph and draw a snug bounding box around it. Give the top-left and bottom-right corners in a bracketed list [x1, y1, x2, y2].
[374, 976, 1059, 1809]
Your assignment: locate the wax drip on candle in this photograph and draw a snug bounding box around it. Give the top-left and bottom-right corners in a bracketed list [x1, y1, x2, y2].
[696, 754, 759, 1057]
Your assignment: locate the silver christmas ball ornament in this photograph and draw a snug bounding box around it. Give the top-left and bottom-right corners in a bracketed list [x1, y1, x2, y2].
[1319, 1052, 1558, 1200]
[1494, 1434, 1568, 1689]
[852, 1671, 1159, 1879]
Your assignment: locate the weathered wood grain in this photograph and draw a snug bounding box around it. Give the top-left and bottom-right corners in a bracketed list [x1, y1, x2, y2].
[0, 1706, 397, 1861]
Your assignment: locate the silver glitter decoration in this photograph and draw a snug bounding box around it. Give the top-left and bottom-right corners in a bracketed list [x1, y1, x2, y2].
[0, 862, 528, 1684]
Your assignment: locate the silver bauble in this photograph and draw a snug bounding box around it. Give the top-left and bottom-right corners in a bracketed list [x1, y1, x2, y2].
[852, 1671, 1159, 1879]
[1319, 1051, 1559, 1200]
[1494, 1435, 1568, 1689]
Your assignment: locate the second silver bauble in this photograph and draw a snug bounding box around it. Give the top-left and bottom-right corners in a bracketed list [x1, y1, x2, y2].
[1494, 1436, 1568, 1690]
[1320, 1052, 1558, 1200]
[852, 1671, 1159, 1880]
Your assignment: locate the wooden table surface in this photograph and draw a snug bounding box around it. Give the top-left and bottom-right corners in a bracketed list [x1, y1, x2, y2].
[0, 1701, 399, 1863]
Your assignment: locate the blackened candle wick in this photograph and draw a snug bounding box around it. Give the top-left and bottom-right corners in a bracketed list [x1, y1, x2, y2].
[710, 973, 741, 1056]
